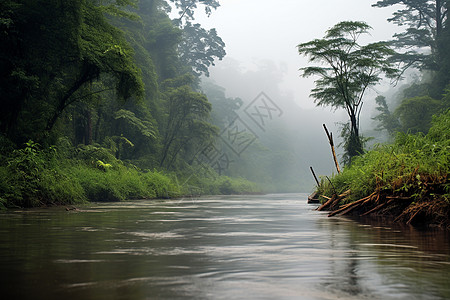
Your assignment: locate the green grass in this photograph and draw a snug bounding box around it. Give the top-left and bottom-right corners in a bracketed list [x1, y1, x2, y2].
[0, 139, 262, 208]
[318, 109, 450, 203]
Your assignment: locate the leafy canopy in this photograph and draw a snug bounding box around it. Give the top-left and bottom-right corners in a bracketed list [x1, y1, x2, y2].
[298, 21, 398, 112]
[372, 0, 448, 70]
[298, 21, 400, 161]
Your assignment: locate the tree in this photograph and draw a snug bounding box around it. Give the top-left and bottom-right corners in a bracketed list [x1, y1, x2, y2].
[395, 95, 443, 133]
[372, 0, 448, 72]
[166, 0, 226, 77]
[178, 22, 226, 77]
[298, 21, 399, 162]
[372, 96, 401, 136]
[159, 77, 217, 169]
[169, 0, 220, 21]
[200, 80, 242, 127]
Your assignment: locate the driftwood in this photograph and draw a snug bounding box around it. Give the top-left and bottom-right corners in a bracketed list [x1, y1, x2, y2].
[307, 191, 320, 204]
[323, 124, 341, 174]
[317, 194, 337, 211]
[316, 189, 351, 211]
[328, 192, 376, 217]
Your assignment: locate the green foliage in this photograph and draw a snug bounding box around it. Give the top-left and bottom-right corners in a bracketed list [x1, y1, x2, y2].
[339, 122, 373, 165]
[114, 109, 157, 139]
[372, 95, 401, 136]
[373, 0, 447, 70]
[394, 95, 444, 133]
[2, 141, 86, 207]
[198, 175, 260, 195]
[373, 0, 450, 95]
[0, 0, 268, 208]
[79, 0, 144, 102]
[319, 109, 450, 202]
[178, 22, 226, 77]
[74, 144, 118, 166]
[428, 108, 450, 141]
[374, 83, 450, 137]
[0, 139, 186, 206]
[0, 0, 144, 144]
[169, 0, 220, 22]
[160, 83, 218, 169]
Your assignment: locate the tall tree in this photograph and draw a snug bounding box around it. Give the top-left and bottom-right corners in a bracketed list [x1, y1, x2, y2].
[298, 21, 399, 162]
[159, 80, 217, 169]
[178, 22, 226, 77]
[372, 0, 448, 72]
[168, 0, 226, 77]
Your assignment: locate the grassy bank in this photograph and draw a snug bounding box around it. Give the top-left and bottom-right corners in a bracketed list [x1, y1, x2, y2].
[0, 140, 261, 209]
[315, 110, 450, 229]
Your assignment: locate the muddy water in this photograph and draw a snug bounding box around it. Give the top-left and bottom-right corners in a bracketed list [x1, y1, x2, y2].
[0, 193, 449, 299]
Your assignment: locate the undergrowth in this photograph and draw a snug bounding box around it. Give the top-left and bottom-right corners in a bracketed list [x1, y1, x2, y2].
[0, 139, 261, 208]
[319, 109, 450, 206]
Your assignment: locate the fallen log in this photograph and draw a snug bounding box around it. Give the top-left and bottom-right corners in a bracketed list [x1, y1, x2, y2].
[328, 198, 365, 217]
[317, 190, 352, 211]
[317, 194, 336, 211]
[327, 192, 376, 217]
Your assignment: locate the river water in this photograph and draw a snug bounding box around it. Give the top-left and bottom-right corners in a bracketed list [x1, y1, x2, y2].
[0, 193, 449, 300]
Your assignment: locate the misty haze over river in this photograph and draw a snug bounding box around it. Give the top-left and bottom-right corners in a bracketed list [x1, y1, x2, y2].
[1, 194, 449, 300]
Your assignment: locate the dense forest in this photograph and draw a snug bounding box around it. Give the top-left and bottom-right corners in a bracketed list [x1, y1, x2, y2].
[0, 0, 449, 220]
[0, 0, 264, 208]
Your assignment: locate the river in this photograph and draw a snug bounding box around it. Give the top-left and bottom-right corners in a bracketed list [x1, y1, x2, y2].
[0, 193, 449, 300]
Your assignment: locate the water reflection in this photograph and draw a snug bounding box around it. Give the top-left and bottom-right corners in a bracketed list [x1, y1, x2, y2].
[315, 216, 450, 300]
[0, 194, 449, 300]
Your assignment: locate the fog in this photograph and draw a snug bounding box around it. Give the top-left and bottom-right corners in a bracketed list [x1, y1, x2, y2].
[195, 1, 402, 191]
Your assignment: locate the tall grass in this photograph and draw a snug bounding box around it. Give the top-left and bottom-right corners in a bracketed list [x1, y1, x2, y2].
[0, 139, 262, 208]
[320, 110, 450, 202]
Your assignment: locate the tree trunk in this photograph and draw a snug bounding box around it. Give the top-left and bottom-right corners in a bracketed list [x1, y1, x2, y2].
[349, 112, 363, 159]
[436, 0, 442, 38]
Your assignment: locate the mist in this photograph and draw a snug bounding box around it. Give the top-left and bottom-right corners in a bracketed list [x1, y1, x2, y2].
[194, 1, 403, 191]
[202, 59, 346, 191]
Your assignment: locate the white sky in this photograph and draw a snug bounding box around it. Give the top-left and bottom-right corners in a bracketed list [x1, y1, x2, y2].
[194, 0, 401, 109]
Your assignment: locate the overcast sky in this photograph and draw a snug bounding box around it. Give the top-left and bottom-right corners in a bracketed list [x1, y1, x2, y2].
[195, 0, 400, 109]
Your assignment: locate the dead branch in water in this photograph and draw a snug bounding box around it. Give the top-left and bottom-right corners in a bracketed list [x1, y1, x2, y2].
[328, 192, 376, 217]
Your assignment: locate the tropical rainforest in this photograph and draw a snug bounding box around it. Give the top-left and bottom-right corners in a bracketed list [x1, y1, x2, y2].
[0, 0, 263, 208]
[0, 0, 449, 227]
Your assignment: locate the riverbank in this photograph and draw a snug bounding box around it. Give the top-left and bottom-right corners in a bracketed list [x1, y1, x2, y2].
[0, 140, 260, 209]
[312, 110, 450, 229]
